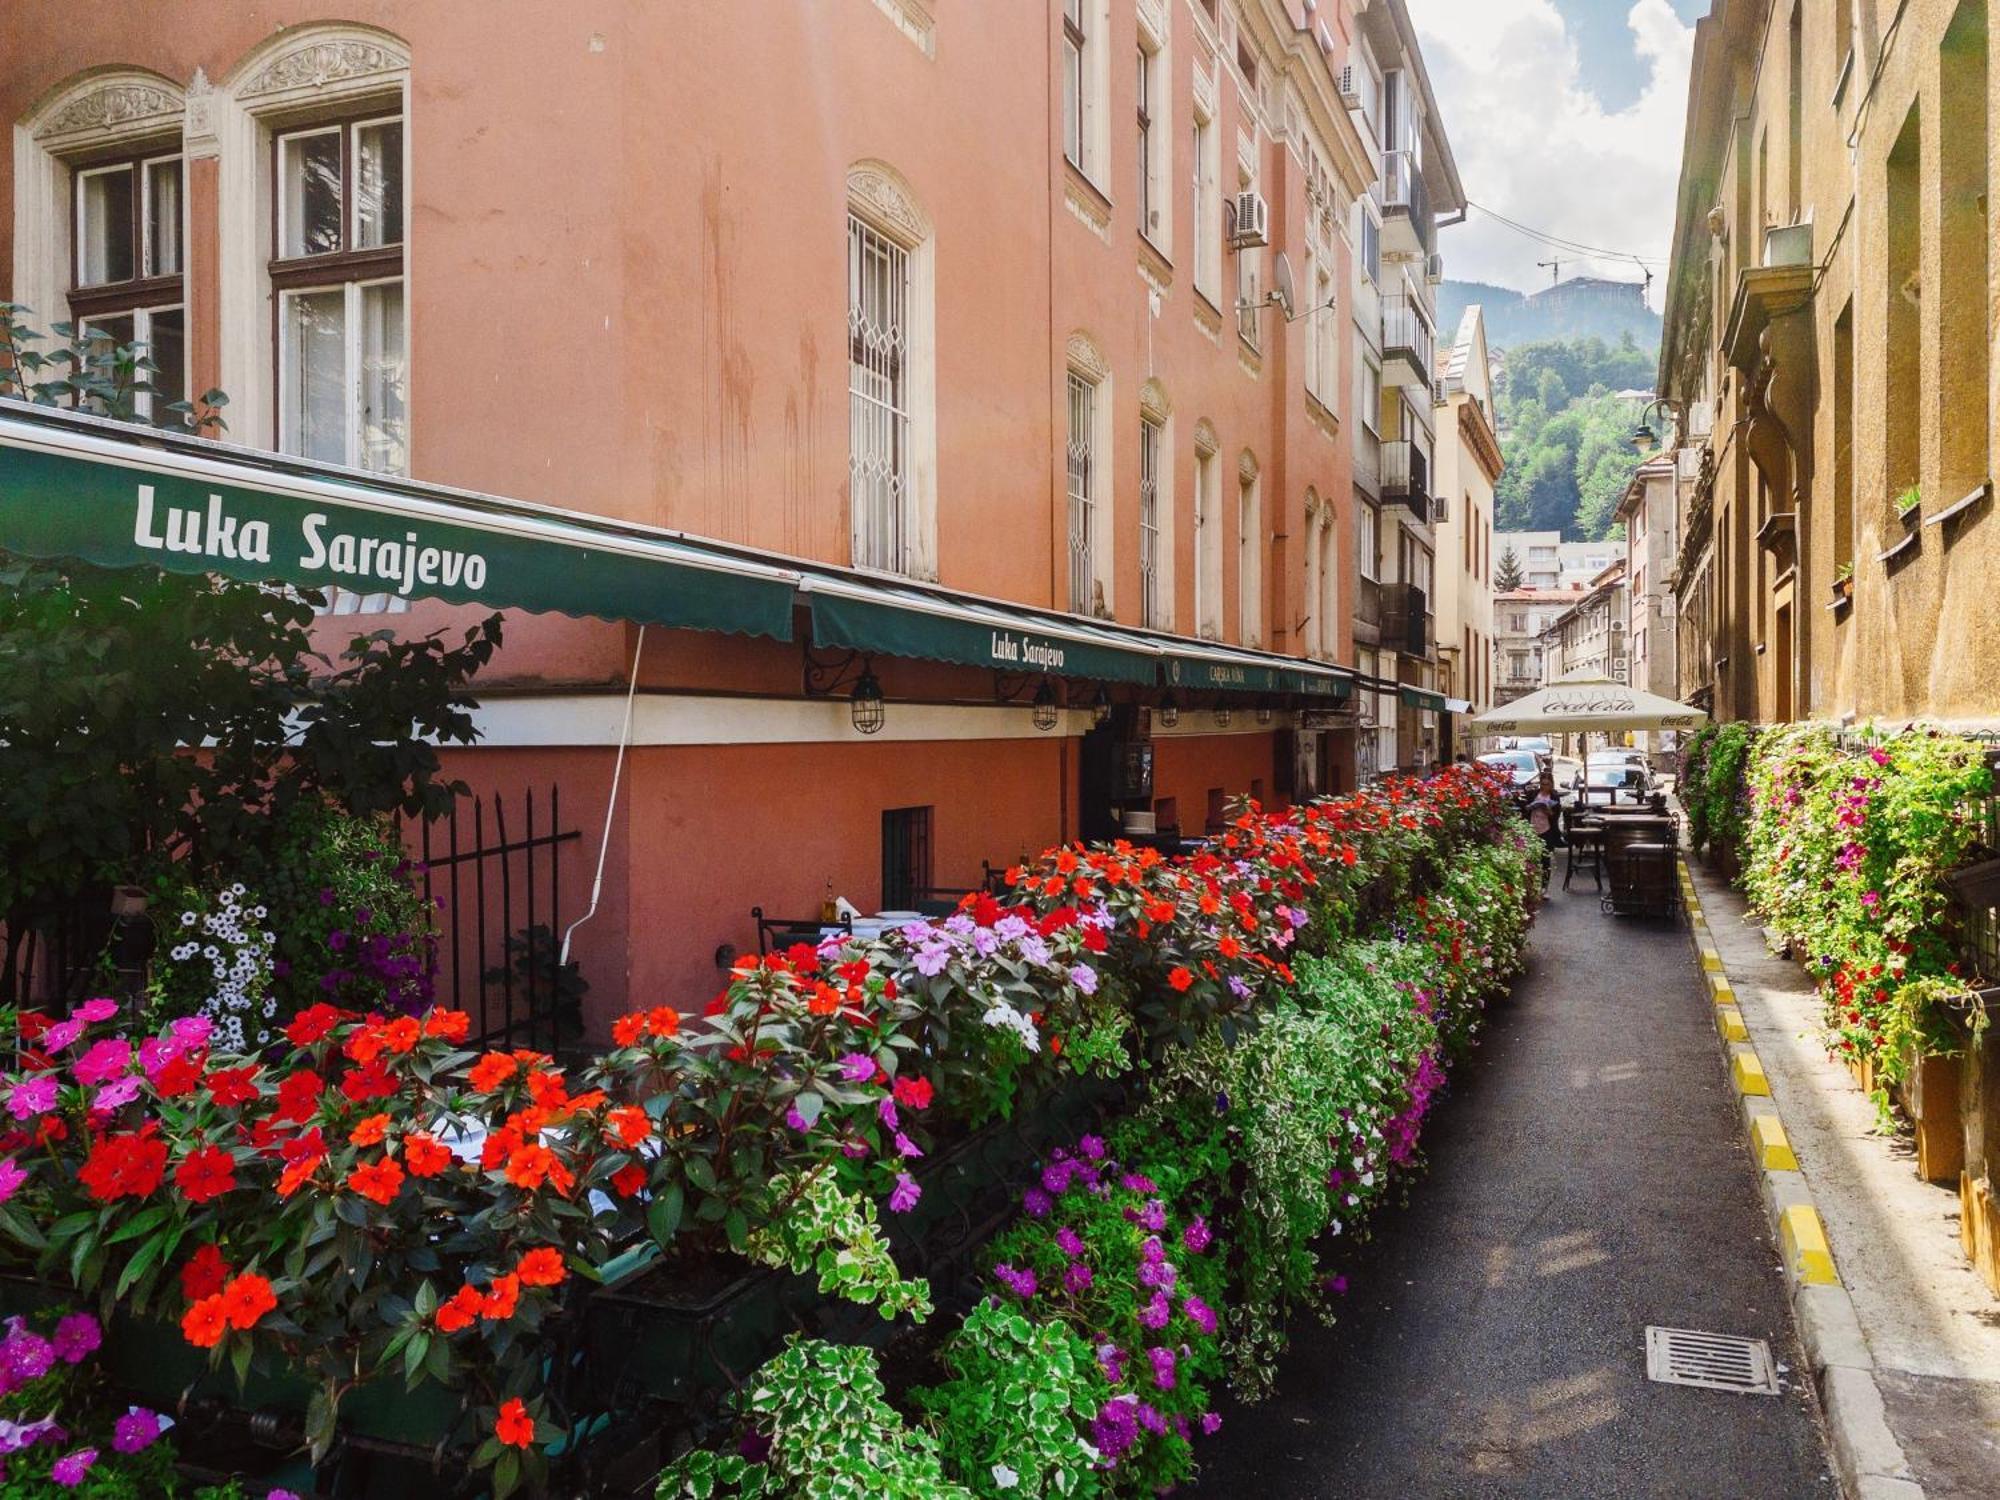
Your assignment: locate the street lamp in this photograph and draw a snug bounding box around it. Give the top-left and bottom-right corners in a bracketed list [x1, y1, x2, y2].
[850, 669, 885, 735]
[1032, 679, 1059, 731]
[1090, 684, 1114, 727]
[1158, 689, 1180, 728]
[1628, 397, 1686, 456]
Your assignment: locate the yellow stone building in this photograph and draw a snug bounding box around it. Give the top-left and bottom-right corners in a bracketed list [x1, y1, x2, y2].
[1659, 0, 1999, 729]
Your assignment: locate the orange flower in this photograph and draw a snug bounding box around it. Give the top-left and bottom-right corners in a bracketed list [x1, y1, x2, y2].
[403, 1132, 453, 1178]
[807, 983, 841, 1017]
[644, 1006, 681, 1038]
[382, 1016, 422, 1054]
[348, 1112, 391, 1147]
[221, 1272, 277, 1330]
[503, 1144, 573, 1195]
[517, 1248, 567, 1287]
[608, 1106, 650, 1148]
[276, 1155, 322, 1199]
[436, 1284, 484, 1333]
[181, 1294, 228, 1347]
[495, 1397, 535, 1449]
[467, 1053, 517, 1092]
[610, 1162, 646, 1197]
[346, 1156, 406, 1205]
[480, 1272, 521, 1321]
[423, 1008, 471, 1042]
[1168, 966, 1195, 992]
[611, 1012, 646, 1047]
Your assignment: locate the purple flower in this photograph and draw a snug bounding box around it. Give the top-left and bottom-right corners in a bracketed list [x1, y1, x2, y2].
[5, 1331, 54, 1383]
[784, 1102, 812, 1132]
[1182, 1215, 1213, 1253]
[838, 1052, 875, 1083]
[1068, 963, 1099, 996]
[1091, 1396, 1140, 1461]
[1147, 1345, 1178, 1390]
[1228, 975, 1254, 1000]
[50, 1446, 97, 1487]
[169, 1016, 213, 1050]
[993, 1262, 1038, 1299]
[1062, 1261, 1094, 1293]
[267, 1492, 305, 1500]
[5, 1079, 55, 1122]
[1096, 1341, 1125, 1382]
[913, 943, 952, 977]
[1022, 1187, 1053, 1218]
[91, 1077, 141, 1113]
[1054, 1226, 1086, 1257]
[839, 1139, 869, 1160]
[1182, 1294, 1218, 1335]
[111, 1408, 160, 1454]
[50, 1315, 98, 1365]
[328, 930, 349, 951]
[893, 1131, 924, 1159]
[1135, 1199, 1167, 1233]
[1200, 1411, 1223, 1436]
[1077, 1134, 1106, 1161]
[1139, 1290, 1171, 1329]
[1120, 1171, 1157, 1193]
[889, 1173, 921, 1213]
[878, 1097, 900, 1131]
[1324, 1273, 1348, 1296]
[1042, 1159, 1077, 1196]
[1136, 1401, 1168, 1436]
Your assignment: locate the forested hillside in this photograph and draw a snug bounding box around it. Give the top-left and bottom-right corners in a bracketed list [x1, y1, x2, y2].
[1492, 333, 1656, 540]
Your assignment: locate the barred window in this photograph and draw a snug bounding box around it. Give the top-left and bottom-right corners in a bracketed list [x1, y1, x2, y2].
[1067, 371, 1097, 614]
[1139, 416, 1163, 628]
[849, 214, 911, 573]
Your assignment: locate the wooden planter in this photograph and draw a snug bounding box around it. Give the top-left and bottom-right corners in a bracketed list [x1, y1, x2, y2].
[1901, 1046, 1966, 1184]
[1947, 856, 2000, 912]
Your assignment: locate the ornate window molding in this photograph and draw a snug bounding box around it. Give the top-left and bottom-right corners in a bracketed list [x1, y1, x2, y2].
[1138, 376, 1172, 423]
[849, 159, 933, 245]
[1192, 417, 1219, 457]
[1065, 330, 1110, 383]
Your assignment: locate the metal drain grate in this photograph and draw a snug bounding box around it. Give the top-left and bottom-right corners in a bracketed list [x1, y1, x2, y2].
[1645, 1326, 1779, 1395]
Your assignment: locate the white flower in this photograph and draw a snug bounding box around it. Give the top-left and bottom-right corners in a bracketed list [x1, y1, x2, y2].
[991, 1465, 1019, 1490]
[180, 912, 197, 927]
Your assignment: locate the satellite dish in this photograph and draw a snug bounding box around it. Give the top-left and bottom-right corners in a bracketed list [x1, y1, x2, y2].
[1271, 251, 1297, 319]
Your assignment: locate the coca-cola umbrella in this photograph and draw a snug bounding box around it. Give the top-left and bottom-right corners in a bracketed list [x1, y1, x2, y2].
[1469, 679, 1709, 735]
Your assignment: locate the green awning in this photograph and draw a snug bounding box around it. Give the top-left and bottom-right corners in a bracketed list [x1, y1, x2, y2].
[804, 576, 1161, 684]
[1158, 646, 1352, 699]
[0, 405, 798, 639]
[1399, 685, 1448, 712]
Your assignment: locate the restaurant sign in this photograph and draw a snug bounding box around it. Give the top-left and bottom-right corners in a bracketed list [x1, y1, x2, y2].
[0, 422, 799, 640]
[807, 591, 1161, 683]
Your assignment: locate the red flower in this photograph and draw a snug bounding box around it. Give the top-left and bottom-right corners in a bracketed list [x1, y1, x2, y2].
[174, 1145, 237, 1204]
[206, 1066, 259, 1108]
[468, 1053, 518, 1093]
[403, 1132, 453, 1177]
[346, 1156, 406, 1205]
[348, 1113, 391, 1147]
[611, 1013, 646, 1047]
[610, 1163, 646, 1198]
[891, 1075, 934, 1110]
[645, 1006, 682, 1038]
[273, 1069, 325, 1124]
[153, 1053, 204, 1098]
[517, 1248, 567, 1287]
[284, 1004, 342, 1047]
[495, 1397, 535, 1449]
[608, 1106, 651, 1148]
[381, 1016, 422, 1054]
[436, 1284, 484, 1333]
[1168, 967, 1195, 992]
[220, 1272, 277, 1330]
[338, 1061, 397, 1103]
[180, 1243, 231, 1302]
[423, 1008, 470, 1042]
[480, 1272, 521, 1321]
[78, 1133, 168, 1202]
[181, 1295, 228, 1348]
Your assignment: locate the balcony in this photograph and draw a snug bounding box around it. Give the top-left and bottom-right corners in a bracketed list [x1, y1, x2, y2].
[1354, 574, 1382, 630]
[1378, 148, 1434, 256]
[1380, 295, 1435, 389]
[1381, 582, 1430, 658]
[1380, 440, 1431, 523]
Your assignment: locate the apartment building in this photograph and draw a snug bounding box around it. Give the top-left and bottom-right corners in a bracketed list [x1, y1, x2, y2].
[1659, 0, 2000, 727]
[1342, 0, 1463, 777]
[1494, 529, 1623, 590]
[1431, 304, 1502, 751]
[1615, 453, 1680, 753]
[1538, 560, 1629, 691]
[1492, 586, 1577, 706]
[3, 1, 1388, 1022]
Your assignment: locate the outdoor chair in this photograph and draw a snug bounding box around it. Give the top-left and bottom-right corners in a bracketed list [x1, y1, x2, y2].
[1563, 807, 1605, 892]
[1601, 841, 1679, 920]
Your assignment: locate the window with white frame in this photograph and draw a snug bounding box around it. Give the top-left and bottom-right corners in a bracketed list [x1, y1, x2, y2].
[1357, 500, 1380, 582]
[1194, 434, 1222, 639]
[1312, 260, 1338, 409]
[1237, 457, 1262, 646]
[71, 146, 187, 421]
[1359, 207, 1380, 284]
[1066, 369, 1099, 614]
[1136, 20, 1171, 251]
[1139, 415, 1164, 627]
[1318, 509, 1339, 659]
[1360, 356, 1382, 435]
[1303, 494, 1323, 658]
[1191, 103, 1219, 303]
[1061, 0, 1109, 183]
[849, 213, 914, 572]
[272, 112, 406, 473]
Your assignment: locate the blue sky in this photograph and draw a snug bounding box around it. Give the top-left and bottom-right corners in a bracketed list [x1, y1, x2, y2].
[1412, 1, 1703, 305]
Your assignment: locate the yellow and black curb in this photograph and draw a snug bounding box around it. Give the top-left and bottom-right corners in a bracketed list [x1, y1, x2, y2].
[1677, 856, 1924, 1500]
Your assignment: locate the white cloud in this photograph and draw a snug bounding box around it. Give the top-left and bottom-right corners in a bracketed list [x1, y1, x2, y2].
[1410, 0, 1694, 305]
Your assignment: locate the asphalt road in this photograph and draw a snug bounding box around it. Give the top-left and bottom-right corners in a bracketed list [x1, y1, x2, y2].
[1190, 880, 1833, 1499]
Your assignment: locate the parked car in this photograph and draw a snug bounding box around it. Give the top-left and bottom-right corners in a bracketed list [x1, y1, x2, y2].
[1549, 755, 1584, 792]
[1505, 736, 1554, 758]
[1582, 752, 1653, 803]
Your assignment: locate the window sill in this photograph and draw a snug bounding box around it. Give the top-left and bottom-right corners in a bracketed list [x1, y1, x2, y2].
[1137, 232, 1174, 287]
[1062, 158, 1112, 237]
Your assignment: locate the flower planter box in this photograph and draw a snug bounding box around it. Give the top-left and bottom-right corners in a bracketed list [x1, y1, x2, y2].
[1962, 1171, 2000, 1297]
[1901, 1045, 1966, 1184]
[1947, 855, 2000, 912]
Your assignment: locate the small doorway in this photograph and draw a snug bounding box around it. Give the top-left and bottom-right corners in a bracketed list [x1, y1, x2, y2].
[881, 806, 933, 909]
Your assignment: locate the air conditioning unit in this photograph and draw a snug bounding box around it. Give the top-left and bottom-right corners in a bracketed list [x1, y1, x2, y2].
[1433, 376, 1449, 405]
[1230, 191, 1269, 248]
[1425, 252, 1444, 284]
[1336, 64, 1362, 108]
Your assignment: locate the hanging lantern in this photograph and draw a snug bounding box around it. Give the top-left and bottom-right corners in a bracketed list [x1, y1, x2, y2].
[1032, 679, 1060, 731]
[1256, 697, 1275, 726]
[1091, 684, 1114, 727]
[1158, 689, 1180, 729]
[851, 669, 885, 735]
[1213, 701, 1233, 729]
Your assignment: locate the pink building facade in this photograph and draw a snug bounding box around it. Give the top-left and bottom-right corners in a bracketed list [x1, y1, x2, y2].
[4, 1, 1407, 1033]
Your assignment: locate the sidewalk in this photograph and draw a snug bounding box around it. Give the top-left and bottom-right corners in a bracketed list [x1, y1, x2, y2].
[1683, 854, 2000, 1499]
[1190, 882, 1830, 1498]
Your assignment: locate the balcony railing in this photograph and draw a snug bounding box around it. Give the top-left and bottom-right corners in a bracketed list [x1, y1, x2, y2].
[1355, 574, 1382, 629]
[1379, 149, 1434, 255]
[1380, 295, 1435, 384]
[1380, 440, 1430, 522]
[1380, 582, 1429, 658]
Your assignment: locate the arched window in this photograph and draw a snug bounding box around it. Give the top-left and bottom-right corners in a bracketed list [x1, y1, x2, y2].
[1192, 420, 1222, 639]
[1237, 449, 1262, 647]
[15, 68, 189, 419]
[1303, 490, 1323, 659]
[1065, 332, 1113, 615]
[848, 160, 937, 579]
[1138, 377, 1173, 629]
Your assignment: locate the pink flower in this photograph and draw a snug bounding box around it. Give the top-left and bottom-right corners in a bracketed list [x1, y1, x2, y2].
[72, 1039, 130, 1087]
[41, 1020, 83, 1052]
[91, 1077, 141, 1113]
[51, 1448, 98, 1487]
[1860, 890, 1881, 911]
[0, 1157, 27, 1203]
[169, 1016, 213, 1050]
[6, 1078, 56, 1121]
[51, 1314, 100, 1365]
[888, 1173, 920, 1213]
[74, 999, 118, 1024]
[111, 1407, 160, 1454]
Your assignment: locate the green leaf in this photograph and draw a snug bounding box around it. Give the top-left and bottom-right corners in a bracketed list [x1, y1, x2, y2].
[647, 1184, 684, 1246]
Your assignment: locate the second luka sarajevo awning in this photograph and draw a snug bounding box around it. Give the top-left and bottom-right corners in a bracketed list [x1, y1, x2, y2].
[0, 402, 799, 639]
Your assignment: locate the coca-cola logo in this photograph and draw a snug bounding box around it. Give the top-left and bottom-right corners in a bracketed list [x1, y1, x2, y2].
[1543, 694, 1637, 714]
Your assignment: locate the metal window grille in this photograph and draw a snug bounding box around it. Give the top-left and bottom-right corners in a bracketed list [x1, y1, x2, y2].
[848, 215, 909, 573]
[1139, 418, 1162, 627]
[1063, 0, 1087, 169]
[1067, 372, 1096, 613]
[881, 806, 933, 910]
[1194, 452, 1216, 638]
[1137, 46, 1154, 233]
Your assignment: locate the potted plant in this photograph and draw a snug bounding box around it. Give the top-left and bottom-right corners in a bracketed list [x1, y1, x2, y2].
[1896, 485, 1923, 524]
[1830, 561, 1855, 604]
